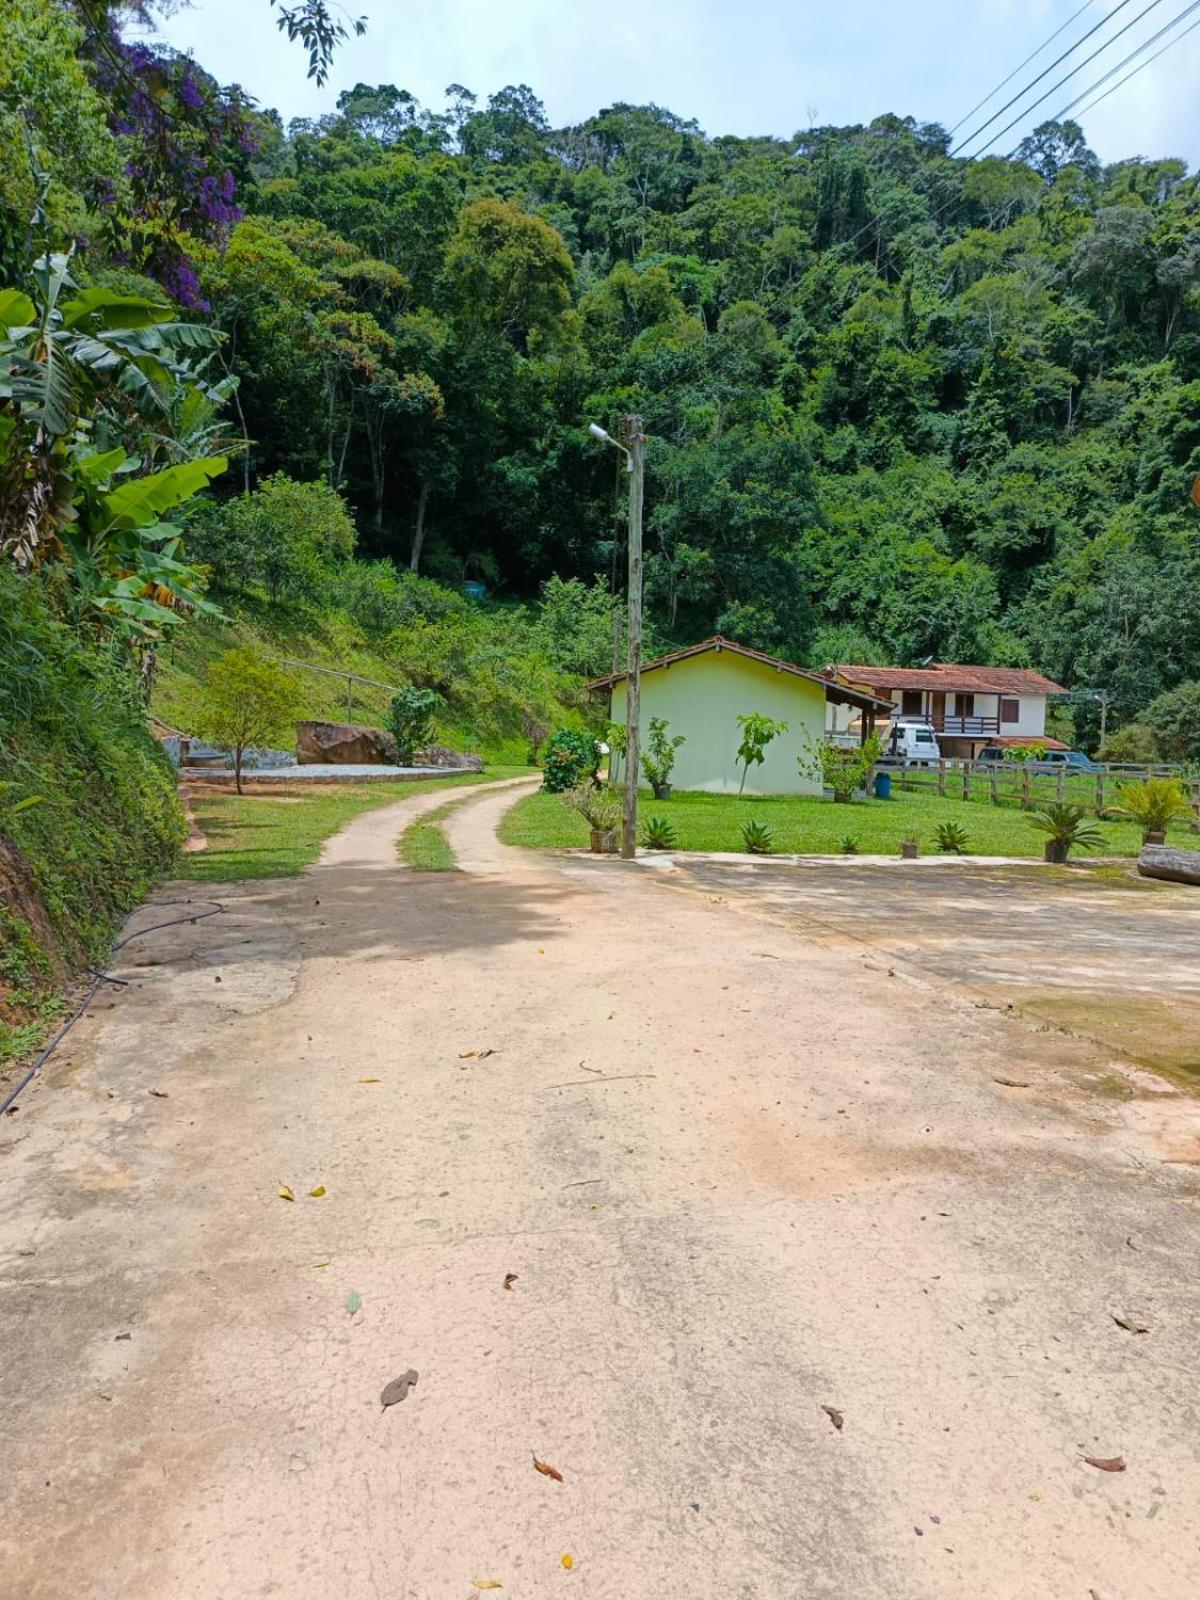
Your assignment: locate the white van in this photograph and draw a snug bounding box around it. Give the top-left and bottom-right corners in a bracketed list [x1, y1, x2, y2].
[886, 718, 941, 767]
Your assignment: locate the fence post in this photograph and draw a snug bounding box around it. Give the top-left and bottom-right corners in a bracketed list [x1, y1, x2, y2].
[1095, 772, 1105, 817]
[1021, 764, 1030, 811]
[938, 761, 946, 798]
[962, 764, 971, 802]
[346, 674, 353, 723]
[990, 765, 999, 807]
[1056, 765, 1065, 802]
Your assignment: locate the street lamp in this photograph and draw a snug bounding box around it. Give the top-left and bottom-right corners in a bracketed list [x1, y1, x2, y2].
[589, 415, 645, 859]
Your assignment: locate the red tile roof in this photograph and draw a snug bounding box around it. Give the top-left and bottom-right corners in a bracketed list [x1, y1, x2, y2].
[834, 662, 1068, 695]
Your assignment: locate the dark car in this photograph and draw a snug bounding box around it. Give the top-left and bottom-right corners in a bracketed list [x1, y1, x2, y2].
[978, 745, 1104, 771]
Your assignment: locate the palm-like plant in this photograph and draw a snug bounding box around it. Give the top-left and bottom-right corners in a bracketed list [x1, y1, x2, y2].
[1112, 777, 1192, 842]
[1029, 803, 1106, 863]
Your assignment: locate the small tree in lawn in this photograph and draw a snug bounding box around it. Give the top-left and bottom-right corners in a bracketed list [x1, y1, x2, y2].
[195, 649, 303, 795]
[387, 685, 441, 763]
[735, 713, 788, 796]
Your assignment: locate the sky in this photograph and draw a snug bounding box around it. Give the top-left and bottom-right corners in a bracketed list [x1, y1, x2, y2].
[142, 0, 1200, 167]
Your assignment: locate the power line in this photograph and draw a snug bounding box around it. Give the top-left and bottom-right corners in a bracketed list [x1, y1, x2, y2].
[964, 0, 1172, 158]
[948, 0, 1096, 136]
[1045, 0, 1200, 119]
[952, 0, 1142, 153]
[1076, 8, 1200, 110]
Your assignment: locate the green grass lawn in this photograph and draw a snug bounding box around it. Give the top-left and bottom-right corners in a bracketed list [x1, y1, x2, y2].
[499, 785, 1190, 859]
[397, 798, 462, 872]
[178, 768, 532, 882]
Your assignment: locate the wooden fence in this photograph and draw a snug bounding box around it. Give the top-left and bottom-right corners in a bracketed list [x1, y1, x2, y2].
[883, 759, 1200, 824]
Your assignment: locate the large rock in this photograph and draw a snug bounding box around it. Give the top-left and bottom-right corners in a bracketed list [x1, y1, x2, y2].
[296, 720, 399, 765]
[413, 744, 484, 772]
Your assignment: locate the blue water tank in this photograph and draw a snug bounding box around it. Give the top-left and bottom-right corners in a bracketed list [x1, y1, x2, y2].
[873, 771, 892, 800]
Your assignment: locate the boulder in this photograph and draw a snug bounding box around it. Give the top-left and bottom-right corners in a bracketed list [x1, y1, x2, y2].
[413, 744, 484, 772]
[296, 720, 399, 765]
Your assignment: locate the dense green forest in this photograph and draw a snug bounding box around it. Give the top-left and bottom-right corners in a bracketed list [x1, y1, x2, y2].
[5, 1, 1200, 739]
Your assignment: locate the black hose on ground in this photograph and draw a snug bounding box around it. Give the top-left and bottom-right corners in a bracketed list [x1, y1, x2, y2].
[0, 898, 225, 1117]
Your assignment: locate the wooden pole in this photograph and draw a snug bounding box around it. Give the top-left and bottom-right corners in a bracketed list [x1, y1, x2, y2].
[1021, 764, 1031, 810]
[622, 416, 645, 860]
[938, 761, 946, 798]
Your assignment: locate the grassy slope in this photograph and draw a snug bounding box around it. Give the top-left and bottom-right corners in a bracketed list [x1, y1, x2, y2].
[152, 600, 571, 766]
[499, 786, 1186, 858]
[178, 769, 531, 883]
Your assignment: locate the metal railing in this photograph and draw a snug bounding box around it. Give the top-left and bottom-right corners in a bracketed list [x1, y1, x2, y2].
[275, 657, 403, 723]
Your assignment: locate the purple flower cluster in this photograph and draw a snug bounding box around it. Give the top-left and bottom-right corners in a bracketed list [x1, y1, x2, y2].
[86, 17, 256, 306]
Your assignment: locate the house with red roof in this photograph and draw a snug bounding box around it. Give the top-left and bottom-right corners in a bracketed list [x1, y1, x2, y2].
[828, 662, 1069, 760]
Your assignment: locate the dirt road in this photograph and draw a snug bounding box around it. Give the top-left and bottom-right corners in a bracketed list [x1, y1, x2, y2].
[2, 779, 1199, 1600]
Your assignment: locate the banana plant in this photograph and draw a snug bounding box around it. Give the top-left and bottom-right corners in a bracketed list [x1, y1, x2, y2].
[59, 446, 229, 637]
[0, 250, 225, 566]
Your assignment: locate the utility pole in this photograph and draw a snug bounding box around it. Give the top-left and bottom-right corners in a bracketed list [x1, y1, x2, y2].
[620, 414, 645, 859]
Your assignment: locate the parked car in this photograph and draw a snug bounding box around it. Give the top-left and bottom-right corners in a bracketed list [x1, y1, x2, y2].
[977, 745, 1104, 771]
[886, 718, 941, 767]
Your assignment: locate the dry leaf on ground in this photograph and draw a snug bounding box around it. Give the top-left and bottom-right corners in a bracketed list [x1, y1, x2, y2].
[357, 1077, 380, 1084]
[148, 1088, 169, 1098]
[471, 1582, 502, 1591]
[277, 1183, 295, 1202]
[532, 1453, 564, 1482]
[381, 1369, 419, 1408]
[1112, 1313, 1149, 1334]
[1083, 1455, 1126, 1472]
[821, 1405, 844, 1431]
[459, 1050, 476, 1059]
[309, 1185, 326, 1198]
[503, 1273, 518, 1291]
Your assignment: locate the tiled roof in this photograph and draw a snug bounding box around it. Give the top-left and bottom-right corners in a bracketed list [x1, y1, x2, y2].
[834, 662, 1068, 695]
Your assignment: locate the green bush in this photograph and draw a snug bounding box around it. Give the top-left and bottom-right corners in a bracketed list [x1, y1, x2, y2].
[934, 821, 970, 854]
[641, 815, 677, 850]
[741, 819, 774, 854]
[387, 685, 441, 762]
[541, 728, 600, 792]
[0, 568, 184, 1041]
[190, 474, 356, 603]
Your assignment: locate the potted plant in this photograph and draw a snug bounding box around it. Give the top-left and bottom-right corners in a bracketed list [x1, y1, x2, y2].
[1029, 802, 1106, 863]
[798, 732, 884, 803]
[1111, 777, 1192, 845]
[640, 715, 685, 800]
[900, 837, 920, 860]
[561, 782, 623, 853]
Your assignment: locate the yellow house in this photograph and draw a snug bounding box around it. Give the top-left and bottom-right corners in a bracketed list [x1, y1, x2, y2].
[587, 637, 889, 797]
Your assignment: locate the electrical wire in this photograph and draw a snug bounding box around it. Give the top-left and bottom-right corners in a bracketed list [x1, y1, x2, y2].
[1046, 0, 1200, 117]
[951, 0, 1142, 152]
[964, 0, 1173, 158]
[0, 898, 225, 1117]
[948, 0, 1097, 135]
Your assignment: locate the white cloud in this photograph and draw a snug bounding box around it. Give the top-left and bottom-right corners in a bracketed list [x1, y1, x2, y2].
[142, 0, 1199, 164]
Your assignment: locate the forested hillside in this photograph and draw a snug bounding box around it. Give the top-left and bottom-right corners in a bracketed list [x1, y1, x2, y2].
[4, 1, 1200, 743]
[183, 82, 1199, 735]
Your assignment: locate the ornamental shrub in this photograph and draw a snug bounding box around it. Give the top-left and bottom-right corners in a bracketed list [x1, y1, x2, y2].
[541, 728, 600, 792]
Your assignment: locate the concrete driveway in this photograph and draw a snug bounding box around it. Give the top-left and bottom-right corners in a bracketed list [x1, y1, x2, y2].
[641, 852, 1200, 1085]
[2, 786, 1199, 1600]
